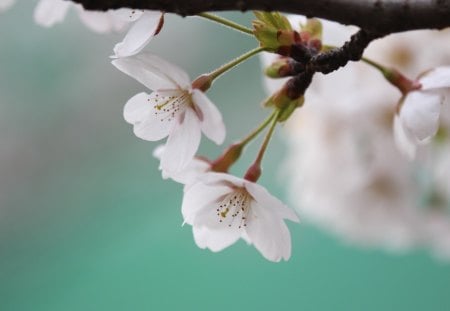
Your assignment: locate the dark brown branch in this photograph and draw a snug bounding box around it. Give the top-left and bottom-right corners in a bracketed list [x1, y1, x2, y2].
[282, 30, 378, 100]
[69, 0, 450, 35]
[308, 30, 379, 74]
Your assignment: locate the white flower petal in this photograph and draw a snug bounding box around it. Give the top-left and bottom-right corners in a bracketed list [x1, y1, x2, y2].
[34, 0, 70, 27]
[401, 91, 442, 141]
[181, 181, 230, 224]
[113, 11, 163, 58]
[192, 89, 225, 145]
[124, 92, 174, 141]
[393, 114, 417, 160]
[193, 226, 241, 252]
[198, 172, 245, 188]
[112, 53, 191, 91]
[153, 145, 210, 184]
[123, 92, 152, 124]
[160, 108, 201, 174]
[419, 66, 450, 90]
[245, 181, 299, 222]
[172, 159, 210, 185]
[245, 200, 292, 262]
[152, 144, 165, 159]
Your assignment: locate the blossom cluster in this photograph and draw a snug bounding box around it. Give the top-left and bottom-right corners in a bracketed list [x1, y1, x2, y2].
[2, 1, 450, 262]
[265, 16, 450, 260]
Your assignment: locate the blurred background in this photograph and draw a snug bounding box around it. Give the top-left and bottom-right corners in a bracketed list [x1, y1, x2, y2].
[1, 2, 450, 310]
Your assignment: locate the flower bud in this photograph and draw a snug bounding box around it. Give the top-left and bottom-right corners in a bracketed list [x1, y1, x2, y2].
[301, 18, 322, 41]
[192, 74, 212, 92]
[383, 68, 421, 94]
[265, 58, 304, 78]
[244, 162, 262, 183]
[252, 11, 295, 51]
[210, 143, 243, 173]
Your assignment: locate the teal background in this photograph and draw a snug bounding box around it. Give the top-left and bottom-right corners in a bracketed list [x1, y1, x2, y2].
[1, 3, 450, 310]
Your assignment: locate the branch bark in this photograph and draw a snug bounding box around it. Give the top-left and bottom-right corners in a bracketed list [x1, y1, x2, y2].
[69, 0, 450, 35]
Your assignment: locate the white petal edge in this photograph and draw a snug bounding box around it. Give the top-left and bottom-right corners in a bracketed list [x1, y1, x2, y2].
[123, 92, 152, 124]
[245, 181, 299, 223]
[419, 66, 450, 90]
[112, 53, 191, 91]
[171, 159, 210, 186]
[400, 91, 442, 141]
[245, 200, 292, 262]
[154, 145, 210, 184]
[197, 172, 245, 189]
[113, 11, 163, 58]
[393, 114, 417, 160]
[193, 226, 242, 252]
[192, 89, 226, 145]
[124, 92, 173, 141]
[34, 0, 71, 28]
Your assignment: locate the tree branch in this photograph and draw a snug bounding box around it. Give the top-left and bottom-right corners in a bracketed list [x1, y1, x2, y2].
[69, 0, 450, 35]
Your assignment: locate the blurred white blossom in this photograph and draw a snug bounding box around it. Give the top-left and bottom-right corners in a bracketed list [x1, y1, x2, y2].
[263, 17, 450, 259]
[34, 0, 126, 32]
[34, 0, 162, 57]
[0, 0, 14, 12]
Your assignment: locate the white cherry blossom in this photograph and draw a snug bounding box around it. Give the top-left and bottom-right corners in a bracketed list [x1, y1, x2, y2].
[112, 10, 163, 58]
[394, 66, 450, 159]
[34, 0, 163, 56]
[112, 53, 225, 175]
[182, 173, 299, 262]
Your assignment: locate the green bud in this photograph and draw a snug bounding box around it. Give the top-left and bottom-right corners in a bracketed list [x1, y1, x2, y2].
[278, 96, 304, 122]
[252, 11, 295, 50]
[263, 79, 305, 122]
[210, 143, 243, 173]
[253, 11, 292, 31]
[302, 18, 323, 40]
[264, 58, 290, 78]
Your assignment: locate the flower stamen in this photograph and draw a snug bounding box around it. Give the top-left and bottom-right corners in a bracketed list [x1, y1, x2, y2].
[149, 92, 190, 122]
[216, 188, 251, 228]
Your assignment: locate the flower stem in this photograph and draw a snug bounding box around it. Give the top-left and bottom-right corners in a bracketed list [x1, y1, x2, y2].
[197, 13, 254, 35]
[208, 46, 266, 82]
[244, 109, 280, 182]
[240, 110, 278, 147]
[210, 110, 277, 173]
[361, 57, 420, 94]
[255, 110, 280, 166]
[361, 57, 390, 76]
[192, 47, 266, 91]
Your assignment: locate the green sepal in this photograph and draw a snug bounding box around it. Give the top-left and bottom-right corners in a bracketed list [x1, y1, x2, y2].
[302, 18, 323, 40]
[278, 97, 304, 122]
[252, 11, 293, 50]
